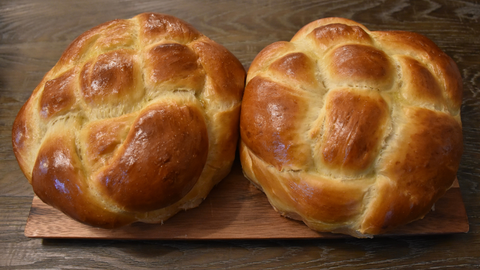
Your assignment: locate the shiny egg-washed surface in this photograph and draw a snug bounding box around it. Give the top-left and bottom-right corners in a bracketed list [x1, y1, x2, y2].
[12, 13, 245, 228]
[240, 17, 463, 237]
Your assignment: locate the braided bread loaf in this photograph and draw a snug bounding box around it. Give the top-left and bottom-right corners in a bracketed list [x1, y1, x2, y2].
[12, 13, 245, 228]
[240, 18, 463, 237]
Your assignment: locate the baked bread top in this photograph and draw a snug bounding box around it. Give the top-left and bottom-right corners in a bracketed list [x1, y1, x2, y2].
[240, 17, 463, 237]
[12, 13, 245, 228]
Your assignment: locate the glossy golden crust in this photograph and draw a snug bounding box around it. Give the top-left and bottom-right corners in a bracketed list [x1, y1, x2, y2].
[240, 76, 312, 171]
[240, 17, 463, 237]
[40, 68, 77, 119]
[32, 125, 135, 228]
[96, 102, 209, 212]
[80, 49, 143, 106]
[145, 43, 205, 90]
[12, 13, 245, 228]
[326, 44, 394, 90]
[318, 89, 389, 175]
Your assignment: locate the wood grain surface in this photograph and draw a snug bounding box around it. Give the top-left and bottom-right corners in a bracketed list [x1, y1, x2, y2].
[1, 0, 480, 268]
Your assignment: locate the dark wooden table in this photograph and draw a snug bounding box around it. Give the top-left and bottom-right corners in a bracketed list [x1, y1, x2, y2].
[1, 0, 480, 268]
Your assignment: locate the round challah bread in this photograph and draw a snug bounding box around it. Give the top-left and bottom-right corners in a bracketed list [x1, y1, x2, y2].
[239, 17, 463, 237]
[12, 13, 245, 228]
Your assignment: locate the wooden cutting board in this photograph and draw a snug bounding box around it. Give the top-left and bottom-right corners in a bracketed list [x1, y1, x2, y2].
[24, 160, 469, 239]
